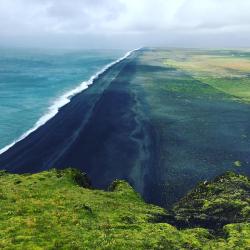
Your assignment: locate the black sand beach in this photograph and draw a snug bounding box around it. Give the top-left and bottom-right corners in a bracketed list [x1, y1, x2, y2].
[1, 48, 250, 207]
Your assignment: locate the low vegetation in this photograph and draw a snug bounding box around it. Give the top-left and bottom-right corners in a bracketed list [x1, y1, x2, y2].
[171, 172, 250, 229]
[164, 49, 250, 103]
[0, 168, 249, 249]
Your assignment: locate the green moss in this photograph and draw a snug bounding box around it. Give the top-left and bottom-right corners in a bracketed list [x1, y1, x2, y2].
[0, 169, 249, 249]
[172, 172, 250, 229]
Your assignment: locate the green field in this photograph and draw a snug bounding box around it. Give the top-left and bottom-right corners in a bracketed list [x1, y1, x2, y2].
[164, 49, 250, 102]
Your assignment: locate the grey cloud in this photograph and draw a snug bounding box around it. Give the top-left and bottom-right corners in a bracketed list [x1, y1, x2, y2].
[0, 0, 249, 48]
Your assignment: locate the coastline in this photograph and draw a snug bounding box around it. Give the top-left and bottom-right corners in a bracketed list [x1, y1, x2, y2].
[0, 48, 140, 156]
[1, 48, 250, 208]
[0, 49, 140, 172]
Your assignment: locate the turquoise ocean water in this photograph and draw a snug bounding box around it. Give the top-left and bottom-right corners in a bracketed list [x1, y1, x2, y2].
[0, 48, 125, 151]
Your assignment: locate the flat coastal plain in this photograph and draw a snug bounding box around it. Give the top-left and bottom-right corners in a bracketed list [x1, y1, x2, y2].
[1, 48, 250, 207]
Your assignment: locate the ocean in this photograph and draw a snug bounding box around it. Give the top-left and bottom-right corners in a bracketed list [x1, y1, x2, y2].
[0, 48, 125, 152]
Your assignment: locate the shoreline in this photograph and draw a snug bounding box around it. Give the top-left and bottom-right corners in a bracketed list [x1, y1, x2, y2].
[0, 48, 139, 156]
[0, 49, 140, 173]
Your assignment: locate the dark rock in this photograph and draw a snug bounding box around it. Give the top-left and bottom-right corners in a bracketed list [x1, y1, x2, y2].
[55, 168, 91, 188]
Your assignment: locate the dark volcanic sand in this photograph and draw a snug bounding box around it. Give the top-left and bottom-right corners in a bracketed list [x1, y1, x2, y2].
[1, 48, 250, 207]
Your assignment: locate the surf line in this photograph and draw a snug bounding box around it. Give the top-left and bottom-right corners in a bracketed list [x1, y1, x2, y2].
[0, 48, 141, 155]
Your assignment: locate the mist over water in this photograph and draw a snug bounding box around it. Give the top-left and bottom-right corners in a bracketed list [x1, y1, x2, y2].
[0, 48, 125, 150]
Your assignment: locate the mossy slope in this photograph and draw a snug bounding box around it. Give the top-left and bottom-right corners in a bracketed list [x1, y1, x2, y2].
[0, 168, 249, 249]
[172, 172, 250, 229]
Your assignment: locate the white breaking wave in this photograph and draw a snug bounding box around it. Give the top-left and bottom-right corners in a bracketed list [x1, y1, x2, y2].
[0, 48, 141, 155]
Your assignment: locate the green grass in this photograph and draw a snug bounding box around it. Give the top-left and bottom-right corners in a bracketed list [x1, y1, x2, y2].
[163, 49, 250, 103]
[0, 168, 249, 249]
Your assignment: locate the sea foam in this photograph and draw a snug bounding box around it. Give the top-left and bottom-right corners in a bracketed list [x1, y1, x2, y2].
[0, 48, 140, 155]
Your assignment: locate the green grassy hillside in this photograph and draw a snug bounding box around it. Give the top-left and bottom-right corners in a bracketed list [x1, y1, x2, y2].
[0, 168, 249, 249]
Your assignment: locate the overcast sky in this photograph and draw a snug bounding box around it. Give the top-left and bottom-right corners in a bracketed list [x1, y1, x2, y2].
[0, 0, 250, 49]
